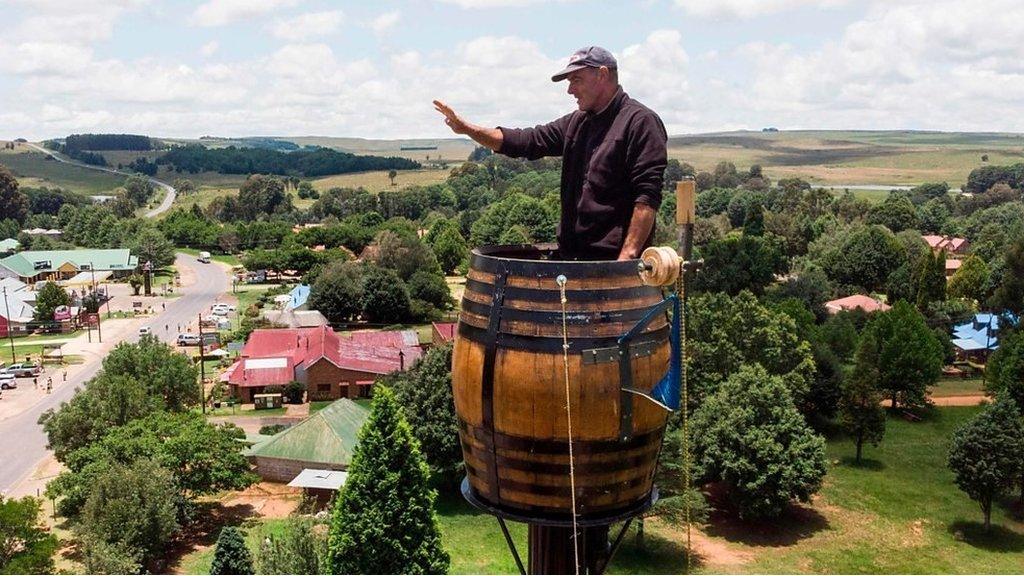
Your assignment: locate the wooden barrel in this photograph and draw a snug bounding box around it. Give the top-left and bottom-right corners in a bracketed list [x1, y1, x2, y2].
[452, 244, 670, 525]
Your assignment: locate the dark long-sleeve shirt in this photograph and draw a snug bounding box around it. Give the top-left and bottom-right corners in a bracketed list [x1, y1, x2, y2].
[498, 88, 667, 259]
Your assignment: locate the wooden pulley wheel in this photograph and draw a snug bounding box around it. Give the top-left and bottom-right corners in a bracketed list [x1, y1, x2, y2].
[638, 246, 680, 286]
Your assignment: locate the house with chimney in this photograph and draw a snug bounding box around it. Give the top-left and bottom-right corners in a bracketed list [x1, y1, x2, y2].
[224, 326, 422, 403]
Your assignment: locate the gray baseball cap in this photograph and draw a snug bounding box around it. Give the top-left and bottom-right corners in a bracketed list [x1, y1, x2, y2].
[551, 46, 618, 82]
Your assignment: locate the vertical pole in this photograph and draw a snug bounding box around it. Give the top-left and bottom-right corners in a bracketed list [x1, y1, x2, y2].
[90, 262, 101, 343]
[198, 313, 206, 414]
[676, 178, 696, 573]
[2, 287, 15, 363]
[676, 179, 696, 261]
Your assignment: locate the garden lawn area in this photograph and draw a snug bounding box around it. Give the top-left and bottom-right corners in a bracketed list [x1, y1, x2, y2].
[435, 407, 1023, 574]
[231, 283, 284, 315]
[929, 377, 986, 398]
[732, 406, 1024, 574]
[177, 517, 292, 574]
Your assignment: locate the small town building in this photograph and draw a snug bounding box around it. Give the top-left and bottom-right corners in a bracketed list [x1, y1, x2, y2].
[245, 398, 368, 482]
[951, 313, 1006, 362]
[824, 294, 891, 315]
[261, 309, 328, 328]
[226, 326, 422, 403]
[287, 469, 348, 507]
[922, 235, 970, 255]
[432, 322, 456, 346]
[285, 284, 310, 311]
[0, 278, 36, 336]
[945, 258, 962, 278]
[0, 249, 137, 284]
[0, 238, 20, 254]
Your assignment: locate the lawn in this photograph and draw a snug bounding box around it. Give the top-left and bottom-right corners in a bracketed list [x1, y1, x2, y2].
[929, 377, 986, 398]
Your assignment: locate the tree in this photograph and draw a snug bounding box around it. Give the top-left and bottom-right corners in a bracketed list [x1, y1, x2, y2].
[867, 195, 919, 232]
[33, 281, 70, 322]
[123, 174, 155, 207]
[947, 398, 1024, 532]
[838, 332, 886, 463]
[986, 328, 1024, 409]
[388, 169, 398, 186]
[866, 301, 943, 410]
[101, 335, 200, 411]
[742, 200, 765, 236]
[990, 238, 1024, 318]
[129, 227, 175, 269]
[211, 526, 254, 575]
[359, 266, 411, 324]
[0, 496, 58, 574]
[407, 270, 453, 315]
[691, 364, 827, 520]
[915, 250, 946, 310]
[309, 261, 364, 323]
[692, 234, 787, 295]
[428, 221, 468, 274]
[127, 273, 144, 296]
[326, 387, 449, 574]
[948, 255, 991, 302]
[80, 459, 179, 571]
[238, 174, 291, 219]
[388, 344, 462, 488]
[0, 165, 29, 223]
[823, 225, 906, 292]
[81, 538, 141, 575]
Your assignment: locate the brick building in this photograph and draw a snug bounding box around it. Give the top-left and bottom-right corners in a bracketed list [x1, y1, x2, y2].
[225, 326, 422, 403]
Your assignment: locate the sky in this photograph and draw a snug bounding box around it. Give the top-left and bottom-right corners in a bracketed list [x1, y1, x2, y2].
[1, 0, 1023, 141]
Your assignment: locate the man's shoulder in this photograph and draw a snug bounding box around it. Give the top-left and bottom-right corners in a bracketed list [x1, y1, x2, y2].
[616, 94, 666, 135]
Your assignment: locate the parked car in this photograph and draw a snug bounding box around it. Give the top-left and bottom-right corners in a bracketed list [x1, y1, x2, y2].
[139, 326, 152, 336]
[177, 333, 201, 346]
[4, 363, 41, 378]
[0, 374, 16, 390]
[211, 303, 235, 314]
[198, 251, 212, 263]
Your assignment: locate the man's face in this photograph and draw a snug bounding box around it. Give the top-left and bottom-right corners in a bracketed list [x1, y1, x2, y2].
[566, 67, 605, 112]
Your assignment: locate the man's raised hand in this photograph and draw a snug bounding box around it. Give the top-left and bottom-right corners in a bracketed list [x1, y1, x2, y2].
[433, 100, 470, 135]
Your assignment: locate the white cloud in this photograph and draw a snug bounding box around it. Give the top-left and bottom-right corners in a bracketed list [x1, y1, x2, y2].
[268, 9, 344, 40]
[199, 41, 220, 57]
[192, 0, 300, 27]
[674, 0, 852, 19]
[368, 10, 400, 34]
[618, 30, 694, 130]
[0, 42, 95, 75]
[437, 0, 573, 6]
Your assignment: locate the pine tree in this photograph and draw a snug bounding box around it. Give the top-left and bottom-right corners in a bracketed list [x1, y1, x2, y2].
[210, 526, 254, 575]
[838, 332, 886, 464]
[326, 387, 450, 574]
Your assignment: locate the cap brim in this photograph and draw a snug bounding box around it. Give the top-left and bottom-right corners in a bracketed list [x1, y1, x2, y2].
[551, 63, 588, 82]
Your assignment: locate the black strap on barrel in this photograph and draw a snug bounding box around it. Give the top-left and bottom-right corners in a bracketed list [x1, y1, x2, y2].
[617, 296, 676, 441]
[481, 265, 508, 501]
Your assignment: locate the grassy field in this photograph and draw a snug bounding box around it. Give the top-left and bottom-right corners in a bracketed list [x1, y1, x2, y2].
[929, 377, 986, 398]
[0, 149, 125, 194]
[310, 168, 451, 193]
[668, 130, 1024, 188]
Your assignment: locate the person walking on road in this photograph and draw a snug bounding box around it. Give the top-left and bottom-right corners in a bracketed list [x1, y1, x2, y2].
[46, 377, 52, 394]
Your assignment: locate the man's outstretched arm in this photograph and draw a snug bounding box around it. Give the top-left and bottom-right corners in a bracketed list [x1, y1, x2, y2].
[434, 100, 503, 151]
[618, 204, 657, 261]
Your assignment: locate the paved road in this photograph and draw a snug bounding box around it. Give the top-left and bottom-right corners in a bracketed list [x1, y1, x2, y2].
[0, 253, 229, 493]
[24, 142, 177, 218]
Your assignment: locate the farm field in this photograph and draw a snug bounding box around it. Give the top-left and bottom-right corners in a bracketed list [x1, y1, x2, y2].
[668, 130, 1024, 188]
[311, 168, 452, 193]
[0, 148, 125, 194]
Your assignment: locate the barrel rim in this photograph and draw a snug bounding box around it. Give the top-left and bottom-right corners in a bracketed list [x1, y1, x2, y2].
[470, 243, 644, 278]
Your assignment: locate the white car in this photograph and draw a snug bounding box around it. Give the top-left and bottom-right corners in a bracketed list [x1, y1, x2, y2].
[0, 373, 16, 390]
[139, 326, 152, 336]
[211, 304, 235, 314]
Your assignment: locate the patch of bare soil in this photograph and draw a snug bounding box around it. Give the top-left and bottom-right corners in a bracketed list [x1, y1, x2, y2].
[931, 395, 988, 406]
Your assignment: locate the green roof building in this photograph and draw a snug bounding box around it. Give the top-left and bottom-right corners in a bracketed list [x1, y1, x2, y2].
[0, 249, 137, 284]
[244, 398, 369, 482]
[0, 238, 20, 254]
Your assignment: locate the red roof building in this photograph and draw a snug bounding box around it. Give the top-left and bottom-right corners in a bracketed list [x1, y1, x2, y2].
[226, 326, 422, 403]
[824, 295, 891, 315]
[922, 235, 970, 255]
[431, 322, 456, 346]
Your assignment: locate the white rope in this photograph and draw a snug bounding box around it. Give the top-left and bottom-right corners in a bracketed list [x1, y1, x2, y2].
[678, 264, 692, 573]
[556, 274, 581, 575]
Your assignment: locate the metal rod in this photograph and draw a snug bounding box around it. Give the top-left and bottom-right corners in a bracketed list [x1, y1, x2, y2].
[596, 518, 634, 574]
[497, 517, 526, 575]
[198, 313, 206, 413]
[90, 262, 101, 342]
[2, 287, 15, 363]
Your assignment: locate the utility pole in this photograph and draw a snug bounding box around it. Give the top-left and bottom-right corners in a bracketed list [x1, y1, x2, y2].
[198, 313, 206, 414]
[2, 286, 16, 363]
[89, 262, 101, 342]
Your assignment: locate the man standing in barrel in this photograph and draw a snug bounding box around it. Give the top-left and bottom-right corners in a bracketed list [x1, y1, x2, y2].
[434, 45, 667, 261]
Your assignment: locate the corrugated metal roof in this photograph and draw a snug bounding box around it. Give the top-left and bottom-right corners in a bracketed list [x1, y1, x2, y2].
[245, 399, 368, 465]
[287, 469, 348, 490]
[0, 249, 137, 277]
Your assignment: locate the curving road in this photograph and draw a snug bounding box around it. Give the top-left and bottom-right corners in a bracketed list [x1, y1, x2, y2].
[25, 142, 176, 218]
[0, 253, 229, 493]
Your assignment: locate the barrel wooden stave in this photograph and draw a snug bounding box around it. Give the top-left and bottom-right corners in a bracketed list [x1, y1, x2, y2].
[452, 246, 670, 522]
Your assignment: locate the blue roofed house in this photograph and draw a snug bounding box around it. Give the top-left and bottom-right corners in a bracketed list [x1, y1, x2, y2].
[286, 284, 310, 311]
[951, 313, 1008, 362]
